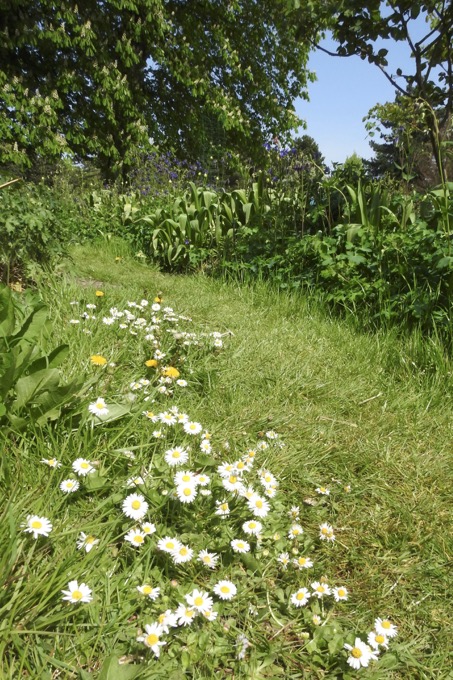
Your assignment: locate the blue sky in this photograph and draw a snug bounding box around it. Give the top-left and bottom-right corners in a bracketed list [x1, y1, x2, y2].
[294, 23, 428, 166]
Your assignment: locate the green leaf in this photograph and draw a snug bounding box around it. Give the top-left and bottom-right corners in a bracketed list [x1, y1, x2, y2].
[84, 474, 107, 492]
[98, 655, 141, 680]
[0, 285, 15, 338]
[13, 368, 60, 411]
[88, 403, 131, 425]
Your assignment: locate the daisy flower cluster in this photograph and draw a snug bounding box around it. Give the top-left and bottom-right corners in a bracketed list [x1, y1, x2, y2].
[20, 292, 400, 673]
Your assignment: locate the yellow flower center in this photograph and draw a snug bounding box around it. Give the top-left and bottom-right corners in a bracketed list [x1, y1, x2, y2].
[182, 474, 191, 482]
[316, 586, 325, 593]
[179, 547, 188, 556]
[86, 536, 95, 544]
[299, 558, 307, 565]
[375, 634, 385, 644]
[183, 488, 192, 496]
[158, 614, 165, 624]
[237, 543, 244, 549]
[131, 500, 141, 510]
[194, 596, 203, 606]
[351, 647, 362, 659]
[203, 556, 211, 563]
[146, 633, 159, 646]
[81, 462, 90, 469]
[220, 504, 228, 511]
[296, 592, 305, 600]
[382, 621, 391, 629]
[172, 452, 180, 458]
[321, 527, 329, 535]
[49, 459, 55, 466]
[229, 476, 237, 484]
[133, 535, 144, 544]
[142, 585, 152, 595]
[338, 589, 346, 597]
[72, 590, 83, 600]
[237, 462, 245, 469]
[165, 542, 174, 550]
[249, 522, 256, 529]
[220, 586, 230, 594]
[256, 500, 263, 508]
[31, 520, 42, 529]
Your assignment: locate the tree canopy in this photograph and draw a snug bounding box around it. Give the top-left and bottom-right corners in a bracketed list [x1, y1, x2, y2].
[0, 0, 318, 177]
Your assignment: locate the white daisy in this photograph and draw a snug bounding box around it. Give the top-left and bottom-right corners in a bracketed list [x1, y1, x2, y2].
[198, 549, 219, 569]
[374, 617, 398, 638]
[175, 604, 197, 626]
[164, 447, 189, 466]
[157, 609, 178, 633]
[183, 421, 202, 435]
[288, 523, 304, 539]
[217, 462, 234, 477]
[293, 556, 313, 569]
[160, 411, 177, 426]
[185, 589, 214, 614]
[171, 544, 193, 564]
[88, 398, 109, 416]
[61, 580, 92, 604]
[368, 631, 389, 650]
[126, 475, 145, 488]
[137, 622, 166, 657]
[174, 470, 197, 486]
[77, 532, 99, 553]
[196, 473, 210, 486]
[319, 522, 335, 541]
[124, 528, 146, 548]
[222, 474, 243, 492]
[176, 379, 188, 387]
[277, 552, 290, 569]
[176, 483, 197, 503]
[199, 439, 212, 454]
[137, 585, 160, 600]
[202, 609, 218, 621]
[40, 458, 61, 468]
[122, 493, 148, 521]
[141, 522, 156, 535]
[215, 500, 230, 517]
[60, 479, 80, 493]
[311, 581, 331, 598]
[22, 515, 52, 539]
[157, 536, 182, 553]
[333, 586, 349, 601]
[213, 580, 237, 601]
[290, 588, 310, 607]
[344, 638, 378, 669]
[231, 539, 250, 554]
[242, 520, 263, 536]
[72, 458, 95, 476]
[315, 486, 330, 495]
[247, 496, 270, 518]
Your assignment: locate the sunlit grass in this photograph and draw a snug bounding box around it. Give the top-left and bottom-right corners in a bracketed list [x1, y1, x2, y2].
[1, 239, 451, 678]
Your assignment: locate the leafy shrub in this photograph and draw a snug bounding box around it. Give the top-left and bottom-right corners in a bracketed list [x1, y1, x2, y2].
[0, 285, 85, 434]
[0, 181, 72, 283]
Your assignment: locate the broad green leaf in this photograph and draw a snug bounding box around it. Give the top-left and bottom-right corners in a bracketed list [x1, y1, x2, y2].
[13, 368, 60, 411]
[0, 285, 15, 338]
[98, 655, 141, 680]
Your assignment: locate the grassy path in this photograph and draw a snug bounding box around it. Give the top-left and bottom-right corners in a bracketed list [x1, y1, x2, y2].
[64, 241, 452, 677]
[3, 240, 451, 678]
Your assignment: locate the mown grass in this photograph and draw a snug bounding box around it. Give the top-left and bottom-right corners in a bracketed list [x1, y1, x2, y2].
[1, 238, 452, 679]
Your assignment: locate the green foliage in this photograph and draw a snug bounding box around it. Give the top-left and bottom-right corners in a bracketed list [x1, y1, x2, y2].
[132, 179, 272, 271]
[0, 286, 84, 433]
[0, 181, 72, 284]
[1, 0, 316, 178]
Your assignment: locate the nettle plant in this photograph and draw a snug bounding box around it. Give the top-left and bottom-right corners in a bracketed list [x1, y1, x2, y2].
[17, 293, 400, 677]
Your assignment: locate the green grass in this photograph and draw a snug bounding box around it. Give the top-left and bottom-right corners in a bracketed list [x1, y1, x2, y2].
[1, 238, 452, 679]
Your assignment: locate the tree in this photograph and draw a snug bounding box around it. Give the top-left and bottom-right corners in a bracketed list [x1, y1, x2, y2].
[0, 0, 318, 178]
[290, 0, 453, 183]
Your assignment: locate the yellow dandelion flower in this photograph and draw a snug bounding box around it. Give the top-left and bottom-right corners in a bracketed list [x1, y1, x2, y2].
[90, 354, 107, 366]
[162, 366, 180, 379]
[145, 359, 158, 368]
[95, 290, 104, 297]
